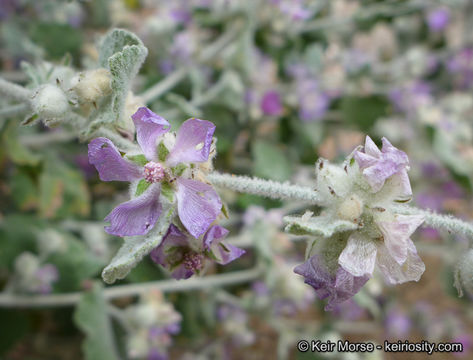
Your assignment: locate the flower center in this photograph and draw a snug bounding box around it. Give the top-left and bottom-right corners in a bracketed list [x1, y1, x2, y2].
[182, 252, 204, 271]
[337, 194, 364, 222]
[144, 162, 165, 183]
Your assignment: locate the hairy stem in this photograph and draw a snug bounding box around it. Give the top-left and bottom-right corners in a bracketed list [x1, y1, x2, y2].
[207, 172, 322, 204]
[0, 78, 32, 102]
[0, 266, 262, 308]
[394, 204, 473, 240]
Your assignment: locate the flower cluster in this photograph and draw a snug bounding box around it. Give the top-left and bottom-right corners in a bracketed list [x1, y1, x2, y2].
[125, 291, 181, 360]
[88, 107, 244, 279]
[289, 136, 425, 310]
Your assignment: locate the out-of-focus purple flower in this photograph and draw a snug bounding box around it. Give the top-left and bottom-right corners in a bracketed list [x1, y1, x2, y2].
[390, 82, 432, 114]
[385, 307, 412, 339]
[242, 205, 284, 228]
[88, 107, 221, 238]
[447, 49, 473, 89]
[170, 30, 197, 64]
[0, 0, 18, 19]
[453, 334, 471, 357]
[260, 90, 283, 116]
[427, 8, 450, 32]
[272, 0, 313, 21]
[159, 59, 175, 76]
[294, 254, 369, 311]
[150, 224, 244, 280]
[296, 80, 330, 122]
[354, 136, 411, 196]
[35, 264, 59, 294]
[331, 299, 365, 321]
[218, 304, 255, 346]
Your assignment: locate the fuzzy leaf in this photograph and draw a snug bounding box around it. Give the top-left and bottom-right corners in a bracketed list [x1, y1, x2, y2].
[284, 215, 358, 237]
[84, 29, 148, 136]
[101, 195, 175, 284]
[73, 282, 119, 360]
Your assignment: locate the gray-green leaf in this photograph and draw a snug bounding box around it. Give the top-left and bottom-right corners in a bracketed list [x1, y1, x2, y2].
[284, 215, 358, 237]
[73, 282, 120, 360]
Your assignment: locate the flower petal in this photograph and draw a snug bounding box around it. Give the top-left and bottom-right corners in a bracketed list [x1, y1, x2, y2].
[376, 240, 425, 284]
[88, 137, 142, 181]
[132, 107, 170, 160]
[354, 151, 378, 169]
[166, 118, 215, 166]
[330, 267, 370, 311]
[104, 184, 161, 237]
[203, 225, 229, 250]
[294, 255, 333, 300]
[150, 224, 194, 280]
[377, 214, 424, 265]
[176, 178, 222, 238]
[364, 136, 382, 158]
[338, 233, 377, 277]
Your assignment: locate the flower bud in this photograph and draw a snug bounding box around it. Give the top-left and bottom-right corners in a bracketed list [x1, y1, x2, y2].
[31, 84, 69, 123]
[71, 68, 112, 104]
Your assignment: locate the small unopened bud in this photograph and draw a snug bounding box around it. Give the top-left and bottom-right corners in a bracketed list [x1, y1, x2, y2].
[337, 194, 364, 222]
[71, 68, 112, 104]
[455, 249, 473, 297]
[32, 84, 69, 122]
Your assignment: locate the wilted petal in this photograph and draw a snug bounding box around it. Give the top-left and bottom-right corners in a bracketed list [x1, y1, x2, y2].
[204, 225, 245, 265]
[338, 233, 377, 277]
[104, 184, 161, 237]
[376, 240, 425, 284]
[354, 151, 377, 169]
[176, 178, 221, 238]
[166, 118, 215, 166]
[295, 254, 369, 311]
[150, 224, 194, 280]
[88, 137, 142, 182]
[377, 214, 424, 265]
[364, 136, 382, 158]
[132, 107, 170, 160]
[330, 267, 370, 311]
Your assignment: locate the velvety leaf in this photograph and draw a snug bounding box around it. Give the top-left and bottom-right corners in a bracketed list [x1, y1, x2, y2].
[284, 215, 358, 237]
[73, 282, 119, 360]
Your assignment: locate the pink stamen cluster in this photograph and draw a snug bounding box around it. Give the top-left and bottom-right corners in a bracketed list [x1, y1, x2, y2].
[182, 252, 204, 271]
[144, 161, 165, 183]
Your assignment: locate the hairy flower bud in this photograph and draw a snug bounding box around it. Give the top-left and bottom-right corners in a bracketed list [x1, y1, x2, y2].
[71, 68, 112, 104]
[31, 84, 69, 123]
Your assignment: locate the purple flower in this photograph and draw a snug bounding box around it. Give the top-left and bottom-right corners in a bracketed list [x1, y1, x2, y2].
[150, 224, 245, 280]
[273, 0, 313, 21]
[260, 90, 283, 116]
[294, 254, 369, 311]
[385, 307, 412, 339]
[88, 107, 221, 238]
[427, 8, 450, 32]
[296, 80, 330, 122]
[35, 264, 59, 294]
[447, 49, 473, 89]
[354, 136, 412, 197]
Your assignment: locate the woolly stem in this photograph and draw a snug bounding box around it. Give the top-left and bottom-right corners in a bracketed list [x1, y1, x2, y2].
[0, 78, 32, 102]
[0, 266, 262, 308]
[207, 172, 322, 204]
[394, 204, 473, 240]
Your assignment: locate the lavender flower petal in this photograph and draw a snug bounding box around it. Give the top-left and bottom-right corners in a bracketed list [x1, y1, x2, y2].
[88, 137, 142, 182]
[377, 214, 424, 265]
[203, 225, 245, 265]
[132, 107, 170, 160]
[376, 240, 425, 284]
[176, 178, 222, 238]
[166, 118, 215, 166]
[104, 184, 161, 237]
[294, 254, 369, 311]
